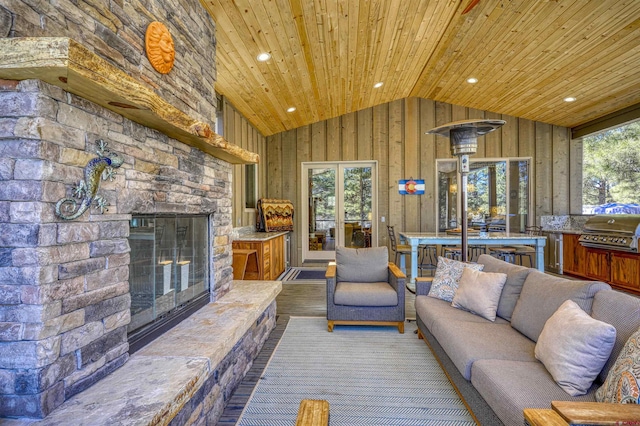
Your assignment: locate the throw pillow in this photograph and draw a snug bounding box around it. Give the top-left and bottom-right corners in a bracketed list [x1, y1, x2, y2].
[596, 326, 640, 404]
[427, 256, 484, 302]
[535, 300, 616, 396]
[336, 246, 389, 283]
[451, 267, 508, 321]
[477, 254, 532, 321]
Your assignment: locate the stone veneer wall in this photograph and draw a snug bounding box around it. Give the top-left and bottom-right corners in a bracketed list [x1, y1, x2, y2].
[0, 0, 218, 124]
[0, 78, 234, 418]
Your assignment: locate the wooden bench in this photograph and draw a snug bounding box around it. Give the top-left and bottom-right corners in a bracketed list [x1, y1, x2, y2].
[295, 399, 329, 426]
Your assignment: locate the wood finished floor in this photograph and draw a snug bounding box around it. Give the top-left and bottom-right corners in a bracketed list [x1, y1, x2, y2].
[218, 281, 417, 424]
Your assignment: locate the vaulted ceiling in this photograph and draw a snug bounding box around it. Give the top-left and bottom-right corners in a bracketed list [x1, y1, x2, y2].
[201, 0, 640, 137]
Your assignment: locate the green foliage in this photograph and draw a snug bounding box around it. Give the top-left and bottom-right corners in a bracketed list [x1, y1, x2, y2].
[582, 122, 640, 206]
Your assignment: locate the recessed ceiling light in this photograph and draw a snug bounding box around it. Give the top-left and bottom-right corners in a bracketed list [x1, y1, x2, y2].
[373, 82, 384, 88]
[287, 107, 296, 113]
[467, 77, 478, 84]
[256, 52, 271, 62]
[564, 97, 576, 102]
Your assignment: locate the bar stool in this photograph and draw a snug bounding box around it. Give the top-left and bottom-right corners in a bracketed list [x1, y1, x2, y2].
[513, 225, 543, 267]
[418, 244, 438, 276]
[489, 246, 517, 263]
[468, 245, 486, 261]
[387, 225, 411, 273]
[443, 246, 462, 260]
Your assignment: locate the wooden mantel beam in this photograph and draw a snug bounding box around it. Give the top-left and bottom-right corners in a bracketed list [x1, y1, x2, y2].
[0, 37, 258, 165]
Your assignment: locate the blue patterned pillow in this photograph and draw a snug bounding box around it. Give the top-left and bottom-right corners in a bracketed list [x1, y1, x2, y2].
[427, 256, 484, 302]
[596, 326, 640, 403]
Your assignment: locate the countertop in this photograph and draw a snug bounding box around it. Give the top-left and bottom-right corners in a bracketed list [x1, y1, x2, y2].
[542, 228, 583, 235]
[233, 231, 289, 241]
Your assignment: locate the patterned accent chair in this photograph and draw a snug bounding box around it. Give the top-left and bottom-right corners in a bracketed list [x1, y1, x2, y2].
[326, 246, 406, 333]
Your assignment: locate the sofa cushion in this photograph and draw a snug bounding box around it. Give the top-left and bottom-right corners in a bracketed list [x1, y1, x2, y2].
[334, 281, 397, 306]
[535, 300, 616, 396]
[428, 256, 484, 302]
[591, 289, 640, 383]
[510, 271, 611, 342]
[451, 267, 507, 321]
[477, 254, 533, 321]
[471, 359, 597, 426]
[430, 320, 536, 380]
[596, 326, 640, 404]
[415, 295, 508, 334]
[336, 246, 389, 283]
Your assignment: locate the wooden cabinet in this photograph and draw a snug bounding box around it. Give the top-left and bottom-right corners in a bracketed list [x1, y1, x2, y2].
[610, 251, 640, 291]
[562, 233, 640, 294]
[585, 249, 610, 282]
[562, 233, 587, 276]
[232, 234, 286, 280]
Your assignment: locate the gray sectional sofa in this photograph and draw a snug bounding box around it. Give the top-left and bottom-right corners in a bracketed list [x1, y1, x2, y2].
[415, 254, 640, 425]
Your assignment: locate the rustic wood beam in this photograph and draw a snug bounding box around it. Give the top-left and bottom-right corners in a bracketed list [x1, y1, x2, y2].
[0, 37, 258, 164]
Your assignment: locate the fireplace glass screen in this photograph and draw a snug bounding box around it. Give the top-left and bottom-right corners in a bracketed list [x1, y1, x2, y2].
[128, 215, 209, 343]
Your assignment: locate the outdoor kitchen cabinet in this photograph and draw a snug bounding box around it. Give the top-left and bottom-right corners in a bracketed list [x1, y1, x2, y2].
[232, 232, 286, 280]
[563, 233, 640, 293]
[562, 233, 587, 277]
[584, 248, 610, 282]
[609, 252, 640, 291]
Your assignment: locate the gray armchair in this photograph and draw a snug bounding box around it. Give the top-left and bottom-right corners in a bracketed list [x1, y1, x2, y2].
[326, 246, 406, 333]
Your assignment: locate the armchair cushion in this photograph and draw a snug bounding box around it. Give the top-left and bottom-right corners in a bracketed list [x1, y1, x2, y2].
[334, 282, 398, 307]
[336, 246, 389, 283]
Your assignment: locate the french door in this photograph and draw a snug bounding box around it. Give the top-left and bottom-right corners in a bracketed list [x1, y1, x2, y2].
[302, 161, 378, 262]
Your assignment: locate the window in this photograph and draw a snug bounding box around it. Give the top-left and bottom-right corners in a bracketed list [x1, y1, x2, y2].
[582, 121, 640, 214]
[128, 215, 209, 351]
[244, 164, 258, 210]
[437, 158, 531, 232]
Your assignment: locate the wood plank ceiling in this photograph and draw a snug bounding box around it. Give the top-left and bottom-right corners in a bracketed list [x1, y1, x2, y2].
[201, 0, 640, 137]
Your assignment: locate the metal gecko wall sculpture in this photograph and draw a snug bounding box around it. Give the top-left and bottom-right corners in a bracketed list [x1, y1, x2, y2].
[55, 140, 124, 220]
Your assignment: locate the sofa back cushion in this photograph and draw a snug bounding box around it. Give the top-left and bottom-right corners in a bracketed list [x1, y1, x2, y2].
[336, 246, 389, 283]
[477, 254, 533, 321]
[591, 289, 640, 383]
[510, 271, 611, 342]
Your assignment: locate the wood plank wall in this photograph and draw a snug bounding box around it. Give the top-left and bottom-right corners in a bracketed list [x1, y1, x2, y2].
[264, 97, 579, 267]
[223, 99, 268, 228]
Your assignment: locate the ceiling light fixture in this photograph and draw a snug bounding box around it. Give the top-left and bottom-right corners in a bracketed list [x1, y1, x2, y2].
[373, 82, 384, 88]
[256, 52, 271, 62]
[564, 97, 576, 102]
[467, 77, 478, 84]
[287, 107, 296, 113]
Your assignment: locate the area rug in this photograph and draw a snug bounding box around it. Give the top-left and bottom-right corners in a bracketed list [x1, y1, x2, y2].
[237, 317, 475, 426]
[278, 267, 327, 282]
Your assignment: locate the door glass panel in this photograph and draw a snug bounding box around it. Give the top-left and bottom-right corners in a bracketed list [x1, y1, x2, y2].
[470, 161, 507, 231]
[509, 159, 530, 233]
[308, 167, 336, 252]
[437, 158, 530, 232]
[343, 166, 373, 248]
[437, 161, 458, 231]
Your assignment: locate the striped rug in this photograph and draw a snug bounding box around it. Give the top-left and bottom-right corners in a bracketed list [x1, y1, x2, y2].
[237, 317, 475, 426]
[278, 267, 327, 282]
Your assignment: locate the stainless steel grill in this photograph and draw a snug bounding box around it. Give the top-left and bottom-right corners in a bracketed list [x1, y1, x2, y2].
[579, 214, 640, 252]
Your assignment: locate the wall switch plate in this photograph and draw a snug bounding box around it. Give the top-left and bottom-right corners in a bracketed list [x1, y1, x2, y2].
[381, 216, 385, 222]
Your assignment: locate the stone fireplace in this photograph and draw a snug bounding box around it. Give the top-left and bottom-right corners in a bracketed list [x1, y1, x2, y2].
[0, 0, 270, 421]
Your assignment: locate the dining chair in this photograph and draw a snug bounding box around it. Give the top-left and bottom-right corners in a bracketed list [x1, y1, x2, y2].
[387, 225, 412, 273]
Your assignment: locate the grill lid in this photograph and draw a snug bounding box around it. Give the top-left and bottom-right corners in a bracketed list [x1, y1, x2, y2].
[583, 214, 640, 235]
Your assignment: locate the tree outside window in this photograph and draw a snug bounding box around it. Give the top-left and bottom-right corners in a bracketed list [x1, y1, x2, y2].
[582, 122, 640, 213]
